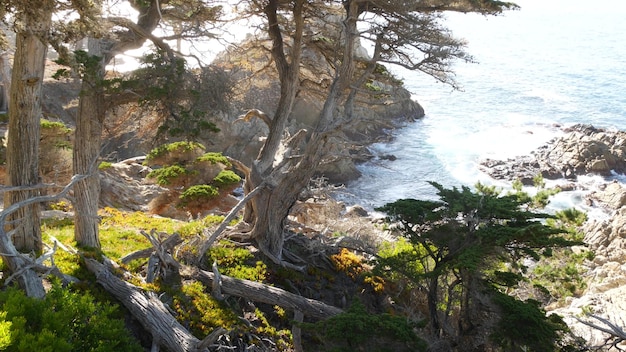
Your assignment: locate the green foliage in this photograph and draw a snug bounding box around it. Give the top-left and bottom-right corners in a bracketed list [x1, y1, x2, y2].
[145, 141, 205, 164]
[98, 161, 113, 170]
[213, 170, 241, 187]
[170, 281, 240, 337]
[178, 184, 219, 206]
[53, 50, 103, 82]
[132, 50, 230, 141]
[490, 291, 570, 352]
[196, 152, 230, 166]
[147, 165, 193, 185]
[40, 119, 71, 133]
[376, 181, 579, 349]
[253, 307, 292, 350]
[365, 80, 382, 92]
[304, 300, 426, 352]
[206, 241, 267, 281]
[0, 282, 142, 352]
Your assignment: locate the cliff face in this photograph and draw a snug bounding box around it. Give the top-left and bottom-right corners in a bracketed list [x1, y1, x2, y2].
[552, 182, 626, 346]
[99, 6, 424, 184]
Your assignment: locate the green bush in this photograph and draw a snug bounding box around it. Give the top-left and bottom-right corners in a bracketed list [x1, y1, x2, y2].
[304, 300, 426, 352]
[0, 282, 142, 352]
[178, 185, 219, 206]
[213, 170, 241, 187]
[206, 241, 267, 281]
[147, 165, 192, 185]
[197, 152, 230, 166]
[145, 141, 205, 164]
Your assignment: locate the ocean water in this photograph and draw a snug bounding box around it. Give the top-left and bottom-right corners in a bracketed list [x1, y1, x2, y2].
[342, 0, 626, 213]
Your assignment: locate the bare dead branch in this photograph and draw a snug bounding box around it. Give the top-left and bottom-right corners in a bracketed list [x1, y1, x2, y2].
[197, 182, 268, 261]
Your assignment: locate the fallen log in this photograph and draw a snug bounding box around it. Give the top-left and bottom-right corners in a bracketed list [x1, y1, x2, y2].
[185, 265, 343, 320]
[84, 258, 209, 352]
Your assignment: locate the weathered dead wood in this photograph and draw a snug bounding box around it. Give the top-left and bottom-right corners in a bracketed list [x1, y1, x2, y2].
[84, 258, 207, 352]
[293, 310, 304, 352]
[185, 265, 342, 319]
[120, 231, 182, 264]
[197, 182, 267, 263]
[0, 174, 88, 298]
[139, 230, 181, 284]
[235, 108, 272, 127]
[576, 313, 626, 350]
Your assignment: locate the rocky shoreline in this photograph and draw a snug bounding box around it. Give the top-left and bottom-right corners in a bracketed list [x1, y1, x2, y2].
[480, 124, 626, 184]
[479, 123, 626, 346]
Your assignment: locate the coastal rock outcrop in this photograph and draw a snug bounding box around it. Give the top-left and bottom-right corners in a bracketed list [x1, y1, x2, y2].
[551, 193, 626, 347]
[480, 124, 626, 183]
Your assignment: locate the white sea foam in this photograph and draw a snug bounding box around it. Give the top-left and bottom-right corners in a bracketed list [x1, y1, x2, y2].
[345, 1, 626, 213]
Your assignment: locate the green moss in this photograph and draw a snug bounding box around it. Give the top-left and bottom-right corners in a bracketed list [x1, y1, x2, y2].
[147, 165, 192, 185]
[213, 169, 241, 187]
[206, 241, 267, 281]
[169, 281, 240, 336]
[196, 152, 230, 166]
[98, 161, 113, 170]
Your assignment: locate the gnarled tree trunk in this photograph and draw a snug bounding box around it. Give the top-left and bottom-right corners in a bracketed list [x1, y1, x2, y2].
[243, 0, 358, 262]
[3, 2, 53, 254]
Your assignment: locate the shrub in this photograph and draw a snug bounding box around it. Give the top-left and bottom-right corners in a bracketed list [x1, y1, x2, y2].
[178, 185, 219, 206]
[206, 241, 267, 281]
[213, 170, 241, 187]
[170, 281, 240, 337]
[0, 282, 142, 352]
[197, 152, 230, 166]
[304, 300, 426, 352]
[145, 141, 205, 165]
[147, 165, 192, 185]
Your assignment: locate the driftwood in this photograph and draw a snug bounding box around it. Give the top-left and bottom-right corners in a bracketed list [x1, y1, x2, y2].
[185, 265, 343, 320]
[84, 258, 214, 352]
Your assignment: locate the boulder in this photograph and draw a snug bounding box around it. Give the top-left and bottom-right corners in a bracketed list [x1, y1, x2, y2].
[585, 181, 626, 210]
[480, 124, 626, 181]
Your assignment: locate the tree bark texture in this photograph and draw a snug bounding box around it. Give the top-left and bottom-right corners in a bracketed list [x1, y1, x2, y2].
[190, 266, 342, 319]
[84, 258, 206, 352]
[72, 1, 161, 248]
[73, 38, 105, 248]
[4, 3, 53, 253]
[245, 0, 358, 260]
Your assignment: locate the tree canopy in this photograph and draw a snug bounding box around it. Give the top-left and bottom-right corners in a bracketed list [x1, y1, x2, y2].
[376, 182, 581, 350]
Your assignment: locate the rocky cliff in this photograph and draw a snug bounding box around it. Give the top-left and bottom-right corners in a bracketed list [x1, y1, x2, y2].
[480, 124, 626, 347]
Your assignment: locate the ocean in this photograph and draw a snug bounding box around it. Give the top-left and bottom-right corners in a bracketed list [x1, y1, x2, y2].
[341, 0, 626, 215]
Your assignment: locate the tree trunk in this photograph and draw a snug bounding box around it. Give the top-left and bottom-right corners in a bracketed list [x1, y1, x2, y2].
[73, 38, 106, 248]
[0, 50, 11, 112]
[244, 0, 358, 260]
[428, 274, 442, 337]
[3, 4, 52, 254]
[189, 266, 342, 319]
